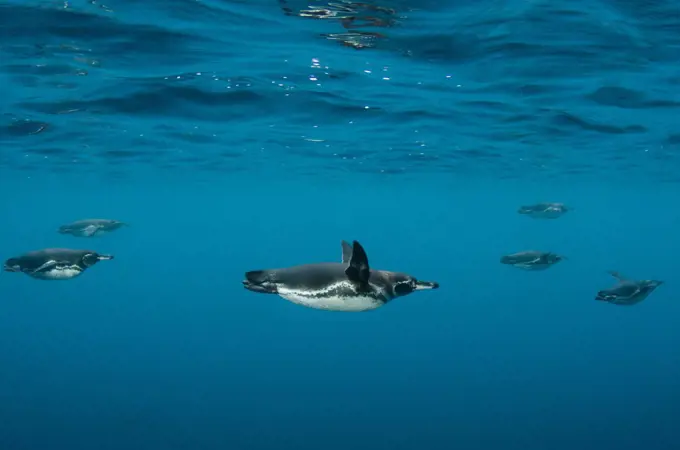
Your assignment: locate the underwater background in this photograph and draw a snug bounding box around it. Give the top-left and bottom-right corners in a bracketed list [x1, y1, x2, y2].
[1, 0, 680, 449]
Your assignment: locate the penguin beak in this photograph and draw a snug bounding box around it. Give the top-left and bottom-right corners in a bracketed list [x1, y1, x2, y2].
[415, 280, 439, 290]
[97, 254, 114, 261]
[3, 264, 18, 272]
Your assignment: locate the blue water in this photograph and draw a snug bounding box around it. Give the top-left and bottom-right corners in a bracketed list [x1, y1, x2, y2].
[1, 1, 680, 449]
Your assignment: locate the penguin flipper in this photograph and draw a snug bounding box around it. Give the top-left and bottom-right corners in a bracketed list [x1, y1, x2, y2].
[608, 271, 629, 283]
[82, 225, 100, 237]
[31, 260, 60, 274]
[344, 240, 370, 284]
[341, 240, 353, 264]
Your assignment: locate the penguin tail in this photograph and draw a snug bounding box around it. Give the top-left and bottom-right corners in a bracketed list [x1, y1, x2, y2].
[499, 255, 517, 264]
[243, 270, 278, 294]
[245, 270, 269, 283]
[595, 291, 612, 302]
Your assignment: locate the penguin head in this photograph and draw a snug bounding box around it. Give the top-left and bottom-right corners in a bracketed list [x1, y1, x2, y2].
[641, 279, 664, 290]
[391, 273, 439, 297]
[106, 220, 127, 230]
[81, 252, 114, 267]
[542, 253, 565, 265]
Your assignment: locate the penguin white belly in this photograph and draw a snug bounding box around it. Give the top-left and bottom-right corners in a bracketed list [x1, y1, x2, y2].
[277, 286, 384, 312]
[31, 266, 83, 280]
[75, 225, 104, 237]
[517, 263, 549, 271]
[531, 210, 563, 219]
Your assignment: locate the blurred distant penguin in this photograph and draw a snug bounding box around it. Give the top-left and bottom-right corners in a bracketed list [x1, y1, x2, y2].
[595, 271, 663, 306]
[3, 248, 114, 280]
[517, 202, 570, 219]
[500, 250, 565, 271]
[242, 240, 439, 312]
[58, 219, 128, 237]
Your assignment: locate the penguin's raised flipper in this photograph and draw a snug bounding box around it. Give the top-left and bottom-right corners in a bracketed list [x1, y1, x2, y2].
[608, 271, 628, 282]
[341, 240, 353, 264]
[345, 240, 370, 284]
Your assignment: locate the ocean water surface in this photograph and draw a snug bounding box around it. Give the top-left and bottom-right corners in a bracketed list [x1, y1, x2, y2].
[1, 1, 680, 449]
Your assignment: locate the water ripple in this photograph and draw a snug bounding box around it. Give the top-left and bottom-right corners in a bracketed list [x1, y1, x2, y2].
[1, 0, 680, 181]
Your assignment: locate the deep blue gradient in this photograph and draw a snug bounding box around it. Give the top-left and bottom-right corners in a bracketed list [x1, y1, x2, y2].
[1, 1, 680, 449]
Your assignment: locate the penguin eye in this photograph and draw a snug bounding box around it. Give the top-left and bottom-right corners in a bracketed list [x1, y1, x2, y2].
[82, 254, 98, 265]
[394, 282, 413, 295]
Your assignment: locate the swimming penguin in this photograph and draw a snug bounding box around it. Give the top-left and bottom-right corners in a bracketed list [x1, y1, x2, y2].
[500, 250, 565, 271]
[242, 240, 439, 312]
[595, 271, 664, 306]
[517, 202, 570, 219]
[3, 248, 114, 280]
[58, 219, 128, 237]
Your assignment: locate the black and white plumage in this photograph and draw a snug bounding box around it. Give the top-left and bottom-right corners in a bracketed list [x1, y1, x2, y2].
[500, 250, 565, 271]
[517, 202, 570, 219]
[58, 219, 128, 237]
[242, 240, 439, 312]
[3, 248, 114, 280]
[595, 271, 663, 306]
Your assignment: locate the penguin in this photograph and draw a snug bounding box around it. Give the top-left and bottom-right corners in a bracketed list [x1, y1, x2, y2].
[517, 202, 570, 219]
[500, 250, 565, 271]
[595, 271, 664, 306]
[3, 248, 114, 280]
[242, 240, 439, 312]
[58, 219, 128, 237]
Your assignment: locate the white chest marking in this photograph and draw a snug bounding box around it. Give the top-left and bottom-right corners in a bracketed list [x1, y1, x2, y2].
[277, 282, 385, 312]
[77, 225, 105, 237]
[32, 265, 83, 280]
[531, 210, 563, 219]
